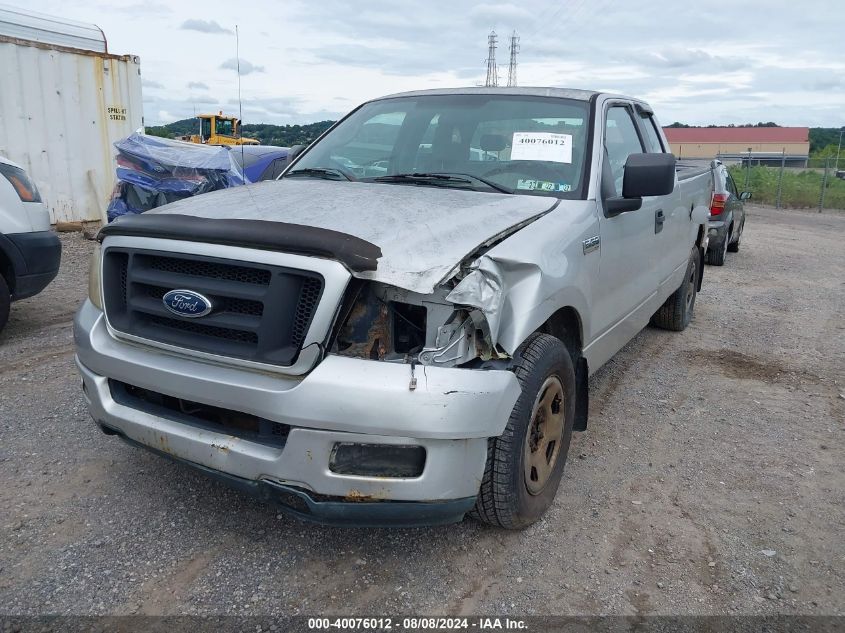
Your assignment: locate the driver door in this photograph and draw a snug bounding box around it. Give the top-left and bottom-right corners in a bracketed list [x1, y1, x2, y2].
[590, 104, 659, 364]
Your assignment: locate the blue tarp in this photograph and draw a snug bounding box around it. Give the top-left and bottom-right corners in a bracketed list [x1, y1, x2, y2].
[106, 133, 247, 222]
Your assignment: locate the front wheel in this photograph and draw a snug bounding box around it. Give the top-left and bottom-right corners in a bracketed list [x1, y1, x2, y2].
[651, 245, 699, 331]
[471, 333, 576, 529]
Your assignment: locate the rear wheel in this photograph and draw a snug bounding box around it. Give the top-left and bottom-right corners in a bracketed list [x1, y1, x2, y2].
[651, 245, 699, 331]
[472, 333, 576, 529]
[727, 221, 742, 252]
[0, 274, 10, 334]
[707, 228, 729, 266]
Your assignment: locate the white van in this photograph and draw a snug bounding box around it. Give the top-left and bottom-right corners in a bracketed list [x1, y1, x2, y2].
[0, 155, 62, 333]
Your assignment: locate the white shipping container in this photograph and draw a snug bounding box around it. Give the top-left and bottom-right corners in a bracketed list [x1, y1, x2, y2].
[0, 5, 143, 224]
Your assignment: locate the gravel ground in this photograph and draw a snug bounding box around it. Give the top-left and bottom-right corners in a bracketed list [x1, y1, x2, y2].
[0, 205, 843, 617]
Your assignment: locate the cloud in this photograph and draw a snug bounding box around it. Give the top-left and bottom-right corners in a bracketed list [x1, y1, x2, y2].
[306, 42, 479, 78]
[185, 95, 219, 104]
[803, 77, 844, 91]
[220, 58, 265, 74]
[226, 96, 304, 119]
[180, 19, 232, 34]
[54, 0, 842, 128]
[469, 3, 532, 22]
[141, 78, 164, 89]
[113, 2, 171, 15]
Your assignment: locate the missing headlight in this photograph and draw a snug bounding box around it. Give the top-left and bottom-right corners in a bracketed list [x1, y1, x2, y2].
[334, 284, 428, 360]
[392, 302, 426, 354]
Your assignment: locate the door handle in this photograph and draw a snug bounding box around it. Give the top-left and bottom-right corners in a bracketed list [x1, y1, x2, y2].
[655, 208, 665, 234]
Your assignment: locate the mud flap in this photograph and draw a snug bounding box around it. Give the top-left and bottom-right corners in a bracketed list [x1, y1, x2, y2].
[697, 246, 705, 292]
[573, 356, 588, 431]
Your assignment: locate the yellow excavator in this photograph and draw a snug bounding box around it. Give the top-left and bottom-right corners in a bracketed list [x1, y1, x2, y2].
[181, 112, 259, 146]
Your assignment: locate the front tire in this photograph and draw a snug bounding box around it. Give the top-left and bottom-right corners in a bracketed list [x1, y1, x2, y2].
[472, 333, 576, 529]
[651, 245, 699, 331]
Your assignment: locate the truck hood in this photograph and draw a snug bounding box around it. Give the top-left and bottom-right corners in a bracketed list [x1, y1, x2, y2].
[151, 179, 557, 294]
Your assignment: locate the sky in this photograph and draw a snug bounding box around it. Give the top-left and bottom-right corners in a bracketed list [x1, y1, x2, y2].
[18, 0, 845, 127]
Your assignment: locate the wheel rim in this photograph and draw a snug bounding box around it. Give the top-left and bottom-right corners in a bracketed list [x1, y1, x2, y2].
[524, 375, 565, 495]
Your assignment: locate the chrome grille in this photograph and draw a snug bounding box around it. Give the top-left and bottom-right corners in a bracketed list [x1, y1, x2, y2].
[102, 248, 323, 366]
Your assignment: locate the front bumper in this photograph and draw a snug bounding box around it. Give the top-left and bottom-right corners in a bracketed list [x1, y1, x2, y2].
[110, 431, 476, 527]
[0, 230, 62, 300]
[75, 300, 521, 525]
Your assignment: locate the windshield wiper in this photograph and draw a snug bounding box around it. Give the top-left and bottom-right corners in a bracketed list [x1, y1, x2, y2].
[371, 172, 513, 194]
[285, 167, 350, 181]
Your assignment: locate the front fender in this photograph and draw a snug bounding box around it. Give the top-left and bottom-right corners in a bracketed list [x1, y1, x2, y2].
[494, 260, 590, 356]
[456, 201, 599, 356]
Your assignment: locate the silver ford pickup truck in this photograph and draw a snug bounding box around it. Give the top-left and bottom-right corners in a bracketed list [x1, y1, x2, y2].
[75, 88, 713, 528]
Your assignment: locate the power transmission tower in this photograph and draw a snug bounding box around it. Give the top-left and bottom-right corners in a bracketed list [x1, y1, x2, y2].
[507, 31, 520, 87]
[484, 30, 498, 87]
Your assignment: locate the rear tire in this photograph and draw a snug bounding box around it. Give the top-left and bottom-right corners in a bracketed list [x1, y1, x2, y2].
[471, 333, 576, 529]
[651, 245, 699, 332]
[707, 230, 728, 266]
[727, 222, 742, 252]
[0, 275, 10, 334]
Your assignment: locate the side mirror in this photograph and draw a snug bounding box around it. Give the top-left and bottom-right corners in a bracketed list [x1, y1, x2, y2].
[605, 153, 676, 217]
[740, 191, 752, 200]
[622, 153, 676, 198]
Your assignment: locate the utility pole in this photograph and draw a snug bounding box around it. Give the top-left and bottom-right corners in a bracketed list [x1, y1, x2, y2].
[819, 158, 830, 213]
[836, 127, 844, 172]
[485, 30, 498, 87]
[776, 148, 785, 209]
[507, 31, 520, 87]
[744, 147, 752, 189]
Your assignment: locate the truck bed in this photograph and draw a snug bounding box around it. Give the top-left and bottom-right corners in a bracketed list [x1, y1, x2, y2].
[676, 159, 717, 181]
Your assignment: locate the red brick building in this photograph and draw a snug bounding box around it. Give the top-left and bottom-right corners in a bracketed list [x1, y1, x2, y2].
[663, 127, 810, 165]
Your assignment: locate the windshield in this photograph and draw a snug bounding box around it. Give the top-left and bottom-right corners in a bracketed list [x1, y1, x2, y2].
[216, 118, 234, 136]
[286, 94, 590, 197]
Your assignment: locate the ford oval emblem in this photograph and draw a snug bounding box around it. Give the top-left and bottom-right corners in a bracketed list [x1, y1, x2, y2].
[162, 289, 213, 318]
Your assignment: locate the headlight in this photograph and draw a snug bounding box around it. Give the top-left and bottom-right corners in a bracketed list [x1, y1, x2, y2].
[88, 243, 103, 309]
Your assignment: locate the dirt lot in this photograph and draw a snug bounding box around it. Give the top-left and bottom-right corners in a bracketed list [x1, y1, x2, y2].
[0, 205, 843, 617]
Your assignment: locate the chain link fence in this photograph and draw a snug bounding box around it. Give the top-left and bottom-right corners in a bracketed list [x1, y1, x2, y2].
[723, 155, 845, 212]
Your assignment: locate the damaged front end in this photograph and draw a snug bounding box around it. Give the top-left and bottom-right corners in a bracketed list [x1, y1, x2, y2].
[331, 255, 509, 371]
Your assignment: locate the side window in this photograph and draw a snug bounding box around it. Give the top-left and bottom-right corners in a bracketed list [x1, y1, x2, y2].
[605, 106, 644, 197]
[725, 172, 738, 196]
[639, 114, 665, 153]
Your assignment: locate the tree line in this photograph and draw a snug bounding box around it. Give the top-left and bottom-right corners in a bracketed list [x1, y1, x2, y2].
[146, 118, 841, 155]
[145, 119, 336, 147]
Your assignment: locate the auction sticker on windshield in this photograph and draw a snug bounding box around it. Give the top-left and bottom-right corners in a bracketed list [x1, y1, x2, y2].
[516, 179, 572, 192]
[511, 132, 573, 163]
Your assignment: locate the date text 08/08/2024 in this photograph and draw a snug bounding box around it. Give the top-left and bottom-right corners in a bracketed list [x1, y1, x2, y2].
[307, 617, 528, 630]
